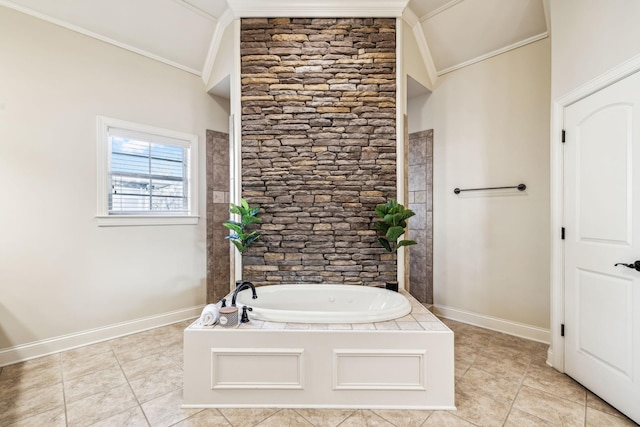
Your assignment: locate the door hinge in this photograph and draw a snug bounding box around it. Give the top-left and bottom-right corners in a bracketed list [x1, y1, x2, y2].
[561, 227, 565, 240]
[561, 324, 565, 337]
[562, 129, 566, 143]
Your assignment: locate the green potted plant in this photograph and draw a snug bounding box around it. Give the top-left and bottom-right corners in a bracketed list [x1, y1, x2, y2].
[223, 198, 261, 253]
[374, 199, 417, 291]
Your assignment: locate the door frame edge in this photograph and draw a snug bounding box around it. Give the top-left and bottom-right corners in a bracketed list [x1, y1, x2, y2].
[549, 53, 640, 371]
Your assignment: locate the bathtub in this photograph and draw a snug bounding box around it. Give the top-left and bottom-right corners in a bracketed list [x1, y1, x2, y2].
[234, 284, 412, 324]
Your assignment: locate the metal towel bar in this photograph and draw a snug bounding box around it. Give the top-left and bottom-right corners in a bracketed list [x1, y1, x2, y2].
[453, 183, 526, 194]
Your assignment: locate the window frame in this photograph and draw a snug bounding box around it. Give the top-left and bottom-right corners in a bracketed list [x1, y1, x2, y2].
[96, 116, 199, 226]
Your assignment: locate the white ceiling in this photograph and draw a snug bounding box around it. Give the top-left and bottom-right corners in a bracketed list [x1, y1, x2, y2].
[1, 0, 548, 84]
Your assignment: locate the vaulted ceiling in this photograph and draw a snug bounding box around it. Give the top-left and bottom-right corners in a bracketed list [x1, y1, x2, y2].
[1, 0, 548, 89]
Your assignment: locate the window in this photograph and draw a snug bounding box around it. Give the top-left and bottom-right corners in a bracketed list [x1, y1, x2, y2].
[97, 116, 198, 226]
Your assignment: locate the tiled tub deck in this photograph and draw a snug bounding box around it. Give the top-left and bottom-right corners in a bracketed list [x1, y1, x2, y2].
[183, 291, 455, 409]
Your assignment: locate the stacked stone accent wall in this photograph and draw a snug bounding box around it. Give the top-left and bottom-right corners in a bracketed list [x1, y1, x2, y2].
[240, 17, 397, 286]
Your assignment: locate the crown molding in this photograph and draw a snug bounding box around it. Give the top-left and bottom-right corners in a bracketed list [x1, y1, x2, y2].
[402, 5, 419, 26]
[420, 0, 464, 23]
[402, 7, 437, 87]
[202, 7, 234, 86]
[170, 0, 217, 21]
[437, 32, 548, 76]
[0, 0, 202, 76]
[226, 0, 409, 17]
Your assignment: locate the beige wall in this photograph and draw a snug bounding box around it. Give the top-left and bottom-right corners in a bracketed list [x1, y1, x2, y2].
[408, 39, 551, 332]
[0, 6, 229, 358]
[206, 21, 235, 93]
[403, 20, 432, 92]
[550, 0, 640, 99]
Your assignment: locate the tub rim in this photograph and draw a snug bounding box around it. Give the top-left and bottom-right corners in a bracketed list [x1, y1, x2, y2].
[234, 284, 412, 324]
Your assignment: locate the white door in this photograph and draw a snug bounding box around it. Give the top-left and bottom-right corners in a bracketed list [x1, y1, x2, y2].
[564, 71, 640, 424]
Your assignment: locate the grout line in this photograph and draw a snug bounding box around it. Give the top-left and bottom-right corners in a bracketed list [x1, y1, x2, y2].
[503, 360, 531, 426]
[59, 358, 69, 427]
[109, 340, 153, 427]
[218, 409, 234, 426]
[336, 409, 359, 427]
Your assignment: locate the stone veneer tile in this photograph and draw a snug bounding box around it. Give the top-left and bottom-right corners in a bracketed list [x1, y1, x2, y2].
[172, 409, 231, 426]
[6, 406, 66, 427]
[328, 323, 352, 330]
[373, 409, 432, 427]
[396, 321, 423, 330]
[423, 412, 476, 426]
[586, 407, 638, 426]
[65, 383, 138, 427]
[340, 410, 395, 427]
[454, 386, 512, 427]
[374, 321, 400, 330]
[586, 390, 630, 419]
[218, 408, 278, 426]
[255, 409, 314, 426]
[62, 350, 120, 381]
[512, 386, 585, 427]
[295, 409, 355, 427]
[261, 321, 287, 329]
[141, 389, 202, 427]
[457, 367, 522, 404]
[206, 130, 230, 303]
[351, 323, 376, 330]
[0, 383, 64, 426]
[522, 363, 587, 405]
[63, 365, 128, 403]
[419, 321, 450, 331]
[504, 408, 555, 426]
[471, 353, 529, 381]
[89, 406, 148, 427]
[128, 366, 184, 404]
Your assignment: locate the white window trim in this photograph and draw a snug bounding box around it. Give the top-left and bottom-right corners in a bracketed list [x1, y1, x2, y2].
[96, 116, 199, 226]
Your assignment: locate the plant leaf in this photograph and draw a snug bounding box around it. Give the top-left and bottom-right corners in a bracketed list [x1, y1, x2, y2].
[230, 240, 244, 253]
[378, 237, 392, 253]
[386, 226, 405, 242]
[397, 240, 417, 249]
[242, 216, 262, 226]
[245, 233, 260, 245]
[373, 221, 389, 233]
[223, 222, 243, 234]
[375, 204, 387, 218]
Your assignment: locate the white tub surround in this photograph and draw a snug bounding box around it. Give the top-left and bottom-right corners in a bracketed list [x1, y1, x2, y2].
[234, 284, 412, 324]
[183, 291, 454, 409]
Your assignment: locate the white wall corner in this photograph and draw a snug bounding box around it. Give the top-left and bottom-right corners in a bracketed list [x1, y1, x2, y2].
[202, 7, 235, 86]
[542, 0, 551, 38]
[402, 7, 437, 87]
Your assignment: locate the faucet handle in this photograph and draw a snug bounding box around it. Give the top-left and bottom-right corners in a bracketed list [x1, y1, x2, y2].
[240, 306, 253, 323]
[218, 297, 226, 308]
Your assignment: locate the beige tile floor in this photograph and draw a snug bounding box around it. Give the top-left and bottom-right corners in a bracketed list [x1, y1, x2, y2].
[0, 317, 637, 427]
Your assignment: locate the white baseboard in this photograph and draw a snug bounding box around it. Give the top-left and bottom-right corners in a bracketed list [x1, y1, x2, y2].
[432, 304, 550, 344]
[0, 305, 204, 367]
